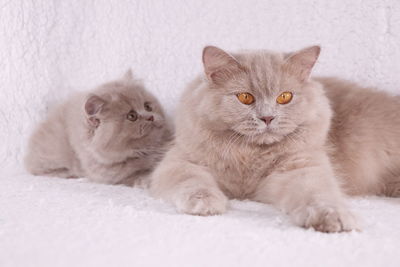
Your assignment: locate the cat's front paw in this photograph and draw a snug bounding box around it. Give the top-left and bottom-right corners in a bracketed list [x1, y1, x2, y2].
[292, 204, 360, 233]
[174, 187, 228, 216]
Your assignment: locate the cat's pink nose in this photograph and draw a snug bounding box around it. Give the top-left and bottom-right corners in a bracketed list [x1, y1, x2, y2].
[146, 115, 154, 121]
[260, 116, 274, 125]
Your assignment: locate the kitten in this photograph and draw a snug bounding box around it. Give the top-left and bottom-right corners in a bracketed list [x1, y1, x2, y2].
[25, 70, 171, 186]
[148, 45, 398, 233]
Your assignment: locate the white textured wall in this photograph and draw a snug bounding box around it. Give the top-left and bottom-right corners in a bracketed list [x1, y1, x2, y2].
[1, 0, 400, 168]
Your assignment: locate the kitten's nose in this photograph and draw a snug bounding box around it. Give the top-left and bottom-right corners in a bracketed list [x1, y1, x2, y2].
[260, 116, 274, 125]
[146, 115, 154, 121]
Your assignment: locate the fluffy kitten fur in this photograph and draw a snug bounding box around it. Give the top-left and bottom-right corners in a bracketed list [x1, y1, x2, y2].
[25, 70, 171, 186]
[151, 45, 400, 233]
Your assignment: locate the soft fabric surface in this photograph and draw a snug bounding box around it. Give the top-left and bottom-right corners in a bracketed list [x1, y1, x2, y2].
[2, 169, 400, 267]
[1, 1, 400, 266]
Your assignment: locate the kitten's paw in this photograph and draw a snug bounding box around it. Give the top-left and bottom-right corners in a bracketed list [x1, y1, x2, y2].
[293, 205, 360, 233]
[174, 188, 228, 216]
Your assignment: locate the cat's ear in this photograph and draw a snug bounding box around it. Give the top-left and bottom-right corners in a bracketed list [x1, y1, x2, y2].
[202, 46, 243, 85]
[85, 95, 106, 116]
[122, 68, 134, 81]
[284, 45, 320, 82]
[85, 95, 106, 128]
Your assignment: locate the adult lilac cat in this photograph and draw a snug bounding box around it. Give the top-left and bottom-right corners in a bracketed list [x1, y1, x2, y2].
[25, 70, 171, 186]
[150, 45, 400, 233]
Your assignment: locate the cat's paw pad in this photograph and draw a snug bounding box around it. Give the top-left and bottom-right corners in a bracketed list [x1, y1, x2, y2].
[174, 188, 228, 216]
[293, 205, 360, 233]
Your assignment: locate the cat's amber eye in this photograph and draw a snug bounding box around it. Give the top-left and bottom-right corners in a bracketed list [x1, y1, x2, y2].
[126, 110, 138, 121]
[276, 92, 293, 105]
[237, 93, 255, 105]
[144, 102, 152, 112]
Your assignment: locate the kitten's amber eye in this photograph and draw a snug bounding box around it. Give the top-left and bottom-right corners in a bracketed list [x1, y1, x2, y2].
[126, 110, 138, 121]
[276, 92, 293, 105]
[237, 93, 255, 105]
[144, 102, 152, 112]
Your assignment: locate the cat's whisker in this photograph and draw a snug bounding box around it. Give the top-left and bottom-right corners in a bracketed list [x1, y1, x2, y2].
[222, 132, 242, 160]
[227, 134, 245, 165]
[221, 132, 238, 160]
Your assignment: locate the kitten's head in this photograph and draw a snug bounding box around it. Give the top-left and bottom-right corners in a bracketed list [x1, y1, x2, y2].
[196, 45, 327, 145]
[84, 70, 167, 159]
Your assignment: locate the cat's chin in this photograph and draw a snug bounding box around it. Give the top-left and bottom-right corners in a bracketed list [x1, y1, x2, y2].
[137, 125, 165, 141]
[246, 125, 302, 145]
[139, 122, 163, 137]
[252, 134, 284, 145]
[235, 129, 285, 145]
[153, 121, 164, 129]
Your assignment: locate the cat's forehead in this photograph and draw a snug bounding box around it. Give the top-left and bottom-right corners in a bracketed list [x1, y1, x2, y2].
[236, 51, 284, 72]
[234, 51, 288, 95]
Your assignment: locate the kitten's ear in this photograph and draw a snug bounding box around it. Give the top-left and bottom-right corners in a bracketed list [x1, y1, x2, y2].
[202, 46, 243, 85]
[85, 94, 106, 116]
[284, 45, 321, 82]
[122, 68, 134, 81]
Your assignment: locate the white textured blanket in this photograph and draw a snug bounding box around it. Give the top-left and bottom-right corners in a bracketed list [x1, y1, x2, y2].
[2, 169, 400, 267]
[1, 1, 400, 266]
